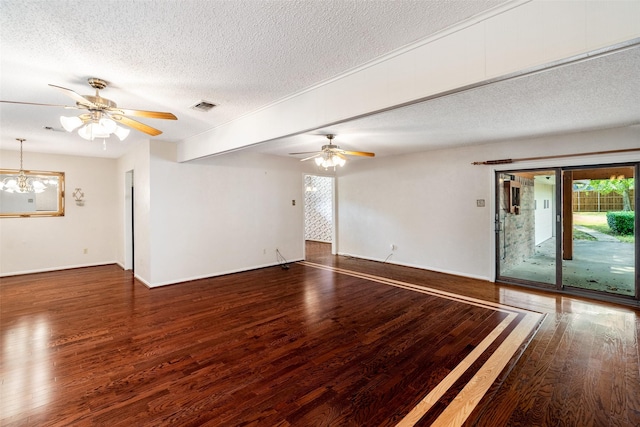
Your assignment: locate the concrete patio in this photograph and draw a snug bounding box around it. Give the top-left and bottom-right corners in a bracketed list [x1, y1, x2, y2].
[501, 230, 635, 297]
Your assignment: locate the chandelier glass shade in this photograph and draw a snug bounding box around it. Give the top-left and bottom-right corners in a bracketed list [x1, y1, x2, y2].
[60, 113, 130, 141]
[0, 171, 49, 194]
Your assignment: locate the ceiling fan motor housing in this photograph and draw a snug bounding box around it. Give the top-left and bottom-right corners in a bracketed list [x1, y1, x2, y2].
[83, 78, 116, 109]
[87, 78, 108, 90]
[82, 95, 116, 109]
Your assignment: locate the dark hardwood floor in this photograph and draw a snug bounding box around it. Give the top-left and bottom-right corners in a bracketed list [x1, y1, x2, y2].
[1, 241, 639, 426]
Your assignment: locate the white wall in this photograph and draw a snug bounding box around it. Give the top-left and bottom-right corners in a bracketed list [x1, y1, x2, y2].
[3, 140, 305, 286]
[144, 142, 306, 287]
[4, 125, 637, 286]
[337, 148, 494, 280]
[337, 125, 640, 282]
[0, 150, 118, 275]
[534, 180, 555, 245]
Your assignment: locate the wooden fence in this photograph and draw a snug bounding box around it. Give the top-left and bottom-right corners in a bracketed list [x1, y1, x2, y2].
[573, 190, 635, 212]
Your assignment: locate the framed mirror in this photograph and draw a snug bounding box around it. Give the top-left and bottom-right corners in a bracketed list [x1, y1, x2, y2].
[0, 169, 65, 217]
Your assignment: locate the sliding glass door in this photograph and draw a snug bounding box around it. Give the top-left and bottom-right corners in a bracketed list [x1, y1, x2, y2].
[496, 163, 638, 302]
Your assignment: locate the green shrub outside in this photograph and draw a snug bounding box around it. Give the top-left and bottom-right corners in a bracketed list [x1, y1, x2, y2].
[606, 211, 635, 235]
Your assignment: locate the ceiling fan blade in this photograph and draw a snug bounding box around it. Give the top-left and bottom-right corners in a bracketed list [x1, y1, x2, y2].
[110, 115, 163, 136]
[0, 100, 80, 109]
[300, 153, 323, 162]
[289, 151, 322, 155]
[48, 84, 97, 108]
[108, 107, 177, 120]
[343, 150, 375, 157]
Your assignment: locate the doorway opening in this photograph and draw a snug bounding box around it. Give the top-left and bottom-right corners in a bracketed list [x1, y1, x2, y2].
[496, 163, 638, 302]
[304, 175, 335, 258]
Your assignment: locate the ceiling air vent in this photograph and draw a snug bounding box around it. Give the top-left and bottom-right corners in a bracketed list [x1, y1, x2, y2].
[190, 100, 217, 112]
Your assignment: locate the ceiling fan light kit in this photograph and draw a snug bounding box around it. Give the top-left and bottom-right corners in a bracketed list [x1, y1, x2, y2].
[61, 114, 131, 141]
[314, 151, 346, 169]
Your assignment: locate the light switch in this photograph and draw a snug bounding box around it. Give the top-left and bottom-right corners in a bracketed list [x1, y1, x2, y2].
[476, 199, 485, 207]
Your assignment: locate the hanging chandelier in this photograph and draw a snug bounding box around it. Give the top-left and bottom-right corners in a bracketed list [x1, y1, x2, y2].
[0, 138, 49, 193]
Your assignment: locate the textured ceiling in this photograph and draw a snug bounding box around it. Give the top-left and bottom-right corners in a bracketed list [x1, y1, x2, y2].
[0, 0, 508, 158]
[2, 1, 638, 161]
[253, 44, 640, 158]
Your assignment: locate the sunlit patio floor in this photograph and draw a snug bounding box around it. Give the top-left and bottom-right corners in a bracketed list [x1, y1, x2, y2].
[501, 234, 635, 297]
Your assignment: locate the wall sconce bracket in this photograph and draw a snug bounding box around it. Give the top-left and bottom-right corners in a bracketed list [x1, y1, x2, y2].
[72, 188, 85, 206]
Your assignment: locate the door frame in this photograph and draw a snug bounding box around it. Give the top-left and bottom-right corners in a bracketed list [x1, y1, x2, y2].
[302, 174, 337, 258]
[124, 169, 134, 272]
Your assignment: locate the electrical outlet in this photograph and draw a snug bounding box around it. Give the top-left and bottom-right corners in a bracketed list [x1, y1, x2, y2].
[83, 248, 88, 254]
[476, 199, 485, 207]
[390, 244, 397, 251]
[292, 199, 296, 206]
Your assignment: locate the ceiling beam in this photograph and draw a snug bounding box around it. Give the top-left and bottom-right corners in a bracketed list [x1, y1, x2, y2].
[178, 0, 640, 162]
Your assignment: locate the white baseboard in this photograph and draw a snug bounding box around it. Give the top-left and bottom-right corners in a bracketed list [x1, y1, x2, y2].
[0, 261, 117, 278]
[337, 252, 492, 282]
[140, 259, 305, 288]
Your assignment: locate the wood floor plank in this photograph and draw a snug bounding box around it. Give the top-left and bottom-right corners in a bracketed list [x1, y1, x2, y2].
[0, 264, 497, 425]
[623, 314, 640, 425]
[1, 243, 639, 426]
[306, 242, 640, 426]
